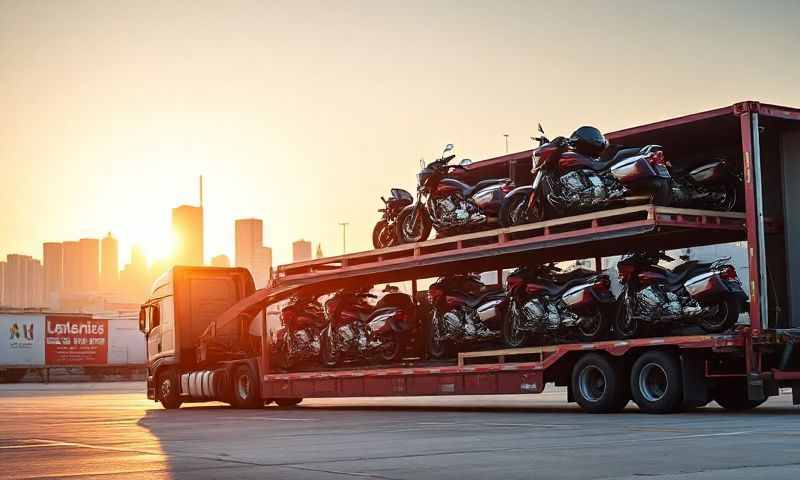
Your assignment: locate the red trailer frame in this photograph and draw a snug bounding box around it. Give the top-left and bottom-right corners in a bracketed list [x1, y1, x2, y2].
[206, 101, 800, 411]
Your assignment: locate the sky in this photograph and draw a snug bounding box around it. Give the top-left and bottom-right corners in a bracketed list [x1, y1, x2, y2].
[1, 0, 799, 268]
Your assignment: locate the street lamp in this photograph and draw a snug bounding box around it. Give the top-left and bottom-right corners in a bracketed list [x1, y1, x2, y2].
[504, 134, 509, 154]
[338, 222, 349, 254]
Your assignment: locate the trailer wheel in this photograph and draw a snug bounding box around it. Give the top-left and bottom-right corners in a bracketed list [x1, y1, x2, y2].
[571, 353, 629, 413]
[275, 398, 303, 407]
[630, 351, 683, 414]
[714, 379, 766, 411]
[231, 365, 261, 409]
[157, 369, 182, 409]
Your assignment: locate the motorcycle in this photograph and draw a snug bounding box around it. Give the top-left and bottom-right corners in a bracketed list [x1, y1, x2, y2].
[614, 251, 748, 338]
[275, 295, 327, 370]
[372, 188, 414, 249]
[503, 264, 615, 347]
[670, 158, 741, 211]
[499, 125, 672, 227]
[396, 144, 514, 243]
[320, 288, 414, 366]
[427, 273, 508, 358]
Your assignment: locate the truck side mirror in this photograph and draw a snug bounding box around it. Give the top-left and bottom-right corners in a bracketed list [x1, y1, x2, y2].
[138, 307, 147, 333]
[152, 306, 161, 328]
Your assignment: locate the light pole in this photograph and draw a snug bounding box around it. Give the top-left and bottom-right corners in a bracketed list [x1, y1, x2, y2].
[504, 134, 509, 154]
[338, 222, 349, 254]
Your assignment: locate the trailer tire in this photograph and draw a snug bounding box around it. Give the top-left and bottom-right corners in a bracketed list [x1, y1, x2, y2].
[714, 379, 766, 411]
[231, 365, 261, 409]
[275, 398, 303, 407]
[630, 351, 683, 414]
[157, 369, 182, 409]
[571, 353, 629, 413]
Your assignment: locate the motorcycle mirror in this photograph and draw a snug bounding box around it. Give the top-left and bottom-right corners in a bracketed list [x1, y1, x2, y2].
[419, 158, 425, 168]
[459, 158, 473, 166]
[538, 123, 545, 134]
[443, 143, 454, 154]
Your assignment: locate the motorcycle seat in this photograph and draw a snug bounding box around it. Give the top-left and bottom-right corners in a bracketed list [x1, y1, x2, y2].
[464, 178, 510, 197]
[663, 261, 714, 286]
[463, 288, 506, 308]
[586, 147, 646, 172]
[546, 276, 597, 297]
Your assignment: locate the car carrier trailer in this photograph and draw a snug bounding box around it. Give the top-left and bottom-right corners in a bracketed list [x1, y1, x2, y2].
[142, 101, 800, 413]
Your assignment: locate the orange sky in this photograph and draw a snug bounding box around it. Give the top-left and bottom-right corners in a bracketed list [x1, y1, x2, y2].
[2, 0, 799, 267]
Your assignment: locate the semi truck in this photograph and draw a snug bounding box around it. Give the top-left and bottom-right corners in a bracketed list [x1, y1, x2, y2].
[141, 101, 800, 413]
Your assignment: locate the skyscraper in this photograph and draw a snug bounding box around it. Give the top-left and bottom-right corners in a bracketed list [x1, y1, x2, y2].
[211, 254, 231, 267]
[62, 241, 81, 292]
[4, 254, 25, 307]
[292, 240, 312, 262]
[79, 238, 100, 292]
[100, 232, 119, 291]
[0, 261, 5, 305]
[235, 218, 271, 287]
[43, 242, 63, 307]
[172, 205, 203, 266]
[120, 244, 149, 302]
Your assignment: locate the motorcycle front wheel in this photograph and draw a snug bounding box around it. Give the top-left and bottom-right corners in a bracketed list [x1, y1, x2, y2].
[396, 207, 432, 243]
[650, 178, 673, 206]
[613, 292, 642, 339]
[501, 300, 528, 348]
[499, 192, 544, 228]
[717, 184, 738, 211]
[699, 297, 740, 333]
[372, 220, 397, 249]
[427, 312, 449, 359]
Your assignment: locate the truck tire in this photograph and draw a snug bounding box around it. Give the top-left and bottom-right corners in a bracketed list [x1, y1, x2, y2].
[630, 351, 683, 414]
[275, 398, 303, 407]
[571, 353, 629, 413]
[157, 369, 183, 409]
[714, 379, 766, 411]
[231, 364, 261, 409]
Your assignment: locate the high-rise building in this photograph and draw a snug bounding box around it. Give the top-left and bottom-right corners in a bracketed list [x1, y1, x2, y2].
[4, 254, 25, 307]
[62, 241, 81, 292]
[28, 258, 43, 307]
[79, 238, 100, 292]
[100, 232, 119, 291]
[43, 242, 63, 307]
[235, 218, 271, 286]
[0, 261, 5, 305]
[292, 240, 312, 263]
[172, 205, 203, 266]
[120, 244, 149, 302]
[211, 254, 231, 267]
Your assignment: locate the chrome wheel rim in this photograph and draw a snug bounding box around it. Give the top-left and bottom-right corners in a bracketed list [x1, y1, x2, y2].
[402, 214, 424, 242]
[506, 301, 526, 347]
[578, 365, 607, 402]
[578, 312, 602, 338]
[639, 363, 668, 403]
[160, 378, 173, 398]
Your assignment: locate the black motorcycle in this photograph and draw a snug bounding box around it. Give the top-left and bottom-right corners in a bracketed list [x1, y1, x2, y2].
[670, 158, 742, 211]
[427, 274, 508, 358]
[372, 188, 413, 249]
[320, 289, 414, 366]
[503, 264, 614, 347]
[499, 125, 672, 227]
[615, 251, 748, 338]
[275, 295, 326, 369]
[396, 144, 513, 243]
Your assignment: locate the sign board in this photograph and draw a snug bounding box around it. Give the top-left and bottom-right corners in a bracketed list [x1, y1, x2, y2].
[0, 314, 45, 366]
[45, 316, 108, 365]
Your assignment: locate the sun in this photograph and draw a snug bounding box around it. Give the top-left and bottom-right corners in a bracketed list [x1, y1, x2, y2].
[140, 230, 175, 264]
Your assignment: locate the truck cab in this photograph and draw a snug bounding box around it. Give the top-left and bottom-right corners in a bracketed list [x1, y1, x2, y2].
[139, 266, 256, 408]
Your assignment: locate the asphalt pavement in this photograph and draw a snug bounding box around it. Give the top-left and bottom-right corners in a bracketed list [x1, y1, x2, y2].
[0, 382, 797, 479]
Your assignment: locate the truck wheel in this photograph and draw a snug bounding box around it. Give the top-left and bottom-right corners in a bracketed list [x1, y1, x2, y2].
[630, 351, 683, 414]
[699, 297, 739, 333]
[275, 398, 303, 407]
[158, 369, 183, 409]
[231, 365, 261, 409]
[714, 379, 766, 411]
[571, 353, 629, 413]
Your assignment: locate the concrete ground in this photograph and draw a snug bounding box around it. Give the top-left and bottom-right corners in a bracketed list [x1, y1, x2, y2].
[0, 382, 797, 480]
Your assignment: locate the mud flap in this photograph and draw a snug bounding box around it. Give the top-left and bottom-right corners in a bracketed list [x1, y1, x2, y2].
[681, 352, 710, 408]
[747, 373, 766, 402]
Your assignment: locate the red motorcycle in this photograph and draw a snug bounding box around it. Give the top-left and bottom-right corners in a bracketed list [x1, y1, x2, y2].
[503, 264, 614, 347]
[372, 188, 413, 249]
[396, 144, 513, 243]
[499, 125, 672, 227]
